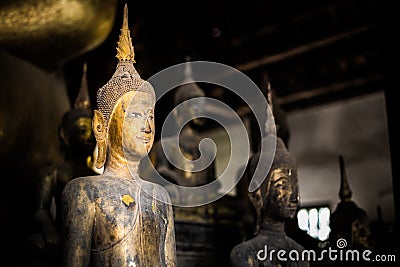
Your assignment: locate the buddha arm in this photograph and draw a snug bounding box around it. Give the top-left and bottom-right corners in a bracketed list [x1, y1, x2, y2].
[35, 167, 59, 244]
[164, 189, 178, 267]
[230, 244, 258, 267]
[165, 200, 177, 266]
[62, 179, 95, 267]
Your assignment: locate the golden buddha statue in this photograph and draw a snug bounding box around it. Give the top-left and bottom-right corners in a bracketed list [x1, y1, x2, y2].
[230, 137, 309, 267]
[61, 5, 177, 266]
[25, 62, 97, 267]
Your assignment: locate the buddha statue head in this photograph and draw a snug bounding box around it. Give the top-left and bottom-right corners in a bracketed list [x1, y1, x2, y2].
[173, 59, 206, 128]
[59, 63, 95, 162]
[92, 4, 156, 169]
[246, 137, 299, 234]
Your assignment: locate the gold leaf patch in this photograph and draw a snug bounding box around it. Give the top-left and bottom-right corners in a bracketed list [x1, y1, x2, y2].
[122, 194, 135, 207]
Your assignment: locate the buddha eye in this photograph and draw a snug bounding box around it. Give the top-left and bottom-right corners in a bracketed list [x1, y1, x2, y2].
[130, 112, 142, 118]
[276, 183, 286, 189]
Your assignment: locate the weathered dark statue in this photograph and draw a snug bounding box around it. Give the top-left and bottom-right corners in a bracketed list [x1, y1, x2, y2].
[25, 63, 96, 266]
[329, 155, 374, 251]
[236, 80, 291, 242]
[230, 137, 309, 267]
[61, 5, 177, 266]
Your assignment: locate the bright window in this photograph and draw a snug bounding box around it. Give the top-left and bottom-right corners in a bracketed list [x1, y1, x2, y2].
[297, 206, 331, 241]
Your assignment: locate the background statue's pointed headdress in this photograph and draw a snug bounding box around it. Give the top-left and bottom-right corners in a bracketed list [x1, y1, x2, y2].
[74, 63, 91, 109]
[174, 55, 205, 105]
[261, 71, 276, 137]
[261, 71, 273, 114]
[96, 3, 155, 128]
[339, 155, 353, 201]
[183, 55, 194, 83]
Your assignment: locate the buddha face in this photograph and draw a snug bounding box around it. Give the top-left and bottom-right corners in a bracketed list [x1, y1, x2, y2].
[72, 117, 95, 150]
[60, 110, 95, 158]
[174, 86, 206, 127]
[264, 167, 299, 220]
[108, 90, 155, 160]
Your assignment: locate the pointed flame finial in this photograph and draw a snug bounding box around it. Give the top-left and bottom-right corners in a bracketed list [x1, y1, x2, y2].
[261, 72, 273, 114]
[116, 4, 135, 62]
[339, 155, 353, 201]
[74, 62, 91, 109]
[267, 80, 273, 114]
[183, 55, 194, 83]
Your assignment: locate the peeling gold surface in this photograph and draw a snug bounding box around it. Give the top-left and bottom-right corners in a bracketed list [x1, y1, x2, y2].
[0, 0, 117, 68]
[122, 194, 135, 207]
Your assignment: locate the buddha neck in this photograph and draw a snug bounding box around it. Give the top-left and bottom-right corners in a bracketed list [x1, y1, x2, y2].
[181, 124, 196, 135]
[260, 216, 285, 235]
[103, 146, 140, 179]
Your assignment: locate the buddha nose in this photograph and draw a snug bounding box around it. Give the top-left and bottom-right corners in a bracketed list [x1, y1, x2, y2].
[290, 187, 299, 203]
[143, 116, 152, 133]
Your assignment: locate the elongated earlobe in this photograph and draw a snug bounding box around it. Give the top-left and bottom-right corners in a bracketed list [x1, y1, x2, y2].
[249, 188, 263, 235]
[93, 110, 107, 169]
[172, 109, 183, 128]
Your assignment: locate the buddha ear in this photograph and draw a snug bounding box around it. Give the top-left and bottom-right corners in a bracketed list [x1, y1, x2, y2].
[172, 108, 182, 125]
[248, 188, 263, 210]
[58, 125, 67, 146]
[93, 110, 107, 169]
[248, 188, 263, 235]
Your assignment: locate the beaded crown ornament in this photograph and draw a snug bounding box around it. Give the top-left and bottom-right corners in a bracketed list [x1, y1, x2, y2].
[96, 4, 155, 128]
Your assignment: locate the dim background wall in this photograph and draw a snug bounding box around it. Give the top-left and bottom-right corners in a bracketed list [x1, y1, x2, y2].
[288, 91, 393, 223]
[0, 49, 70, 256]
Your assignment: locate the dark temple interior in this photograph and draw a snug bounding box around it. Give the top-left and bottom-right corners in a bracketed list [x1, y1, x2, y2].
[0, 0, 397, 266]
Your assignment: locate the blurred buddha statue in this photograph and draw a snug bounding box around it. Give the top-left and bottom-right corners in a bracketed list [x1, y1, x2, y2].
[148, 59, 239, 267]
[61, 5, 177, 266]
[329, 155, 374, 251]
[230, 137, 309, 267]
[25, 62, 97, 267]
[0, 1, 116, 261]
[149, 59, 219, 203]
[0, 0, 117, 69]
